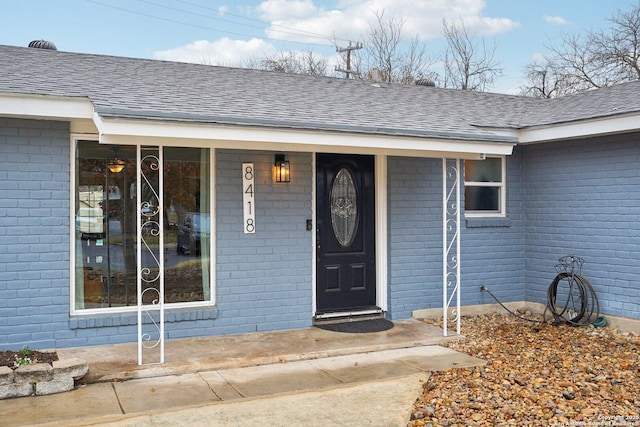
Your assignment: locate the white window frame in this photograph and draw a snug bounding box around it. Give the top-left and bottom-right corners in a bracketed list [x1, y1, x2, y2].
[463, 156, 506, 218]
[69, 135, 216, 315]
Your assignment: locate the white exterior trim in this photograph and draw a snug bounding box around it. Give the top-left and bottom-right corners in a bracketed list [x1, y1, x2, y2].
[69, 135, 217, 317]
[518, 113, 640, 144]
[463, 155, 507, 218]
[311, 153, 318, 316]
[0, 93, 94, 120]
[375, 155, 388, 312]
[94, 116, 513, 158]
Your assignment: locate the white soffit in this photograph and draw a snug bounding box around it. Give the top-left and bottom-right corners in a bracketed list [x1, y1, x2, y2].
[94, 115, 515, 158]
[518, 113, 640, 144]
[0, 93, 94, 120]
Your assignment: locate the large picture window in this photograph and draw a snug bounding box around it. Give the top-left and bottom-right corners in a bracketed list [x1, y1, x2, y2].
[73, 141, 212, 310]
[464, 156, 505, 216]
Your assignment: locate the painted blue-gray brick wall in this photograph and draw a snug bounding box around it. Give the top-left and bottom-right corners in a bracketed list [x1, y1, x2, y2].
[463, 149, 527, 309]
[0, 119, 314, 349]
[2, 116, 638, 351]
[387, 157, 442, 319]
[215, 150, 313, 334]
[523, 133, 640, 319]
[0, 118, 71, 350]
[388, 153, 527, 320]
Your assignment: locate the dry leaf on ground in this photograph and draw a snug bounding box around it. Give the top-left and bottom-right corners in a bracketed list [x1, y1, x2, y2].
[409, 313, 640, 427]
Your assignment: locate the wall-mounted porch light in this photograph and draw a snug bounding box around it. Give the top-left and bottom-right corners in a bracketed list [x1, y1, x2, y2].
[274, 154, 290, 183]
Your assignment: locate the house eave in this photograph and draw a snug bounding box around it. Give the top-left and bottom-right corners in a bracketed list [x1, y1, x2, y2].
[517, 112, 640, 144]
[94, 107, 517, 144]
[0, 92, 94, 121]
[93, 113, 516, 159]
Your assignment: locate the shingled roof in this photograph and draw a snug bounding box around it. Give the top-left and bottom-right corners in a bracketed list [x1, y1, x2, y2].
[1, 44, 640, 142]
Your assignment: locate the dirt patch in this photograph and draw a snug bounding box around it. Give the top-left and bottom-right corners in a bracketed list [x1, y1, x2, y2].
[0, 349, 59, 370]
[409, 313, 640, 426]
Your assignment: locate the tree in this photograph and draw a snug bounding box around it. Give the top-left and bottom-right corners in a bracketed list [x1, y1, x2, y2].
[245, 50, 328, 76]
[441, 18, 503, 91]
[358, 10, 436, 84]
[521, 3, 640, 97]
[520, 54, 568, 98]
[600, 4, 640, 80]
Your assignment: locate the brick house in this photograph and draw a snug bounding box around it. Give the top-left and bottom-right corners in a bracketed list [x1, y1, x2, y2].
[1, 44, 638, 357]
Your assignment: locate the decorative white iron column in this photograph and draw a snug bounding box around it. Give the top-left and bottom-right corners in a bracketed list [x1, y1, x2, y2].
[137, 146, 165, 365]
[442, 158, 461, 336]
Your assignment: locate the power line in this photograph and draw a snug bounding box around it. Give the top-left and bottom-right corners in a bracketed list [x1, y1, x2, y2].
[174, 0, 351, 44]
[86, 0, 342, 48]
[136, 0, 337, 44]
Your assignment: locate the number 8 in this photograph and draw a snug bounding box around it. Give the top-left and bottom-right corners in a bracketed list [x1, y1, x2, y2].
[244, 166, 253, 180]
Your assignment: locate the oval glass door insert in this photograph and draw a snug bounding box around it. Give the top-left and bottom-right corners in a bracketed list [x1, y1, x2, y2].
[330, 168, 358, 247]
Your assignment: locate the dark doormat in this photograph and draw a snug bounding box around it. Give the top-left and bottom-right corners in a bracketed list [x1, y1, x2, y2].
[315, 318, 394, 333]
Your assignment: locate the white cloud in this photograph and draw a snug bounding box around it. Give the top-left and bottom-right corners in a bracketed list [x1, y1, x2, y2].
[152, 0, 520, 68]
[153, 38, 277, 67]
[258, 0, 520, 43]
[257, 0, 320, 20]
[153, 37, 342, 72]
[544, 15, 569, 25]
[530, 52, 547, 62]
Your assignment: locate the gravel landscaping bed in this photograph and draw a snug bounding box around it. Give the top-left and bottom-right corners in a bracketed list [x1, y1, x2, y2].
[409, 313, 639, 426]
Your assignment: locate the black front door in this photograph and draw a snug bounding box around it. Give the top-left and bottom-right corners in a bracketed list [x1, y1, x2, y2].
[316, 153, 376, 314]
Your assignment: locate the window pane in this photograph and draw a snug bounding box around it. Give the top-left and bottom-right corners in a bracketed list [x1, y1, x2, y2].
[165, 147, 210, 303]
[465, 186, 500, 211]
[74, 142, 211, 310]
[330, 168, 358, 247]
[465, 158, 502, 182]
[75, 141, 137, 309]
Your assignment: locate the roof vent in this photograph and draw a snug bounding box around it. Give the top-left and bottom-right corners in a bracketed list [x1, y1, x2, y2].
[415, 78, 436, 87]
[28, 40, 57, 50]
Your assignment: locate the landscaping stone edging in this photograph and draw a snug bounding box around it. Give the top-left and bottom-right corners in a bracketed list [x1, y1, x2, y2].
[0, 358, 88, 399]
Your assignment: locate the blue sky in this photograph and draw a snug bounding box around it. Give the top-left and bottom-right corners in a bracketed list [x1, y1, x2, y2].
[2, 0, 633, 93]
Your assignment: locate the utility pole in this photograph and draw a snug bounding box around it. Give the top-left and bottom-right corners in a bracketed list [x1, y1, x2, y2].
[335, 42, 363, 79]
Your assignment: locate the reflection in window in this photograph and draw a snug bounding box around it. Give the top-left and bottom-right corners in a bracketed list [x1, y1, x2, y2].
[464, 157, 505, 215]
[74, 141, 211, 310]
[164, 147, 211, 304]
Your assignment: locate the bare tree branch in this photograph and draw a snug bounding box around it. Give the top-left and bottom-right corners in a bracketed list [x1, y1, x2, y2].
[521, 2, 640, 97]
[358, 10, 436, 84]
[363, 10, 403, 82]
[518, 54, 570, 98]
[441, 18, 503, 91]
[244, 50, 328, 76]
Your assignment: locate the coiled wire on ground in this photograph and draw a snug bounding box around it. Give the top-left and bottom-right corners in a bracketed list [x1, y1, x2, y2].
[481, 256, 601, 327]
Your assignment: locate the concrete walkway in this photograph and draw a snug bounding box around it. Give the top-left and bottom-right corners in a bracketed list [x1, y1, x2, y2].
[0, 320, 485, 426]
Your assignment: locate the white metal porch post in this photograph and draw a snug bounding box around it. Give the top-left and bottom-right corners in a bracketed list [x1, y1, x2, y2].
[442, 158, 461, 336]
[137, 146, 165, 365]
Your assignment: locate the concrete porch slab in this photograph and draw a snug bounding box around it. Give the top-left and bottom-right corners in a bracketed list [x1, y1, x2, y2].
[0, 320, 485, 427]
[58, 319, 454, 384]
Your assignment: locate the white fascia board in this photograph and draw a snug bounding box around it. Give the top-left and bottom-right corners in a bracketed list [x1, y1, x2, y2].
[0, 93, 94, 120]
[94, 116, 515, 158]
[518, 113, 640, 144]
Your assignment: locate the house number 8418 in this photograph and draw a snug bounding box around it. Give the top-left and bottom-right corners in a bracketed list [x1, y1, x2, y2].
[242, 163, 255, 233]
